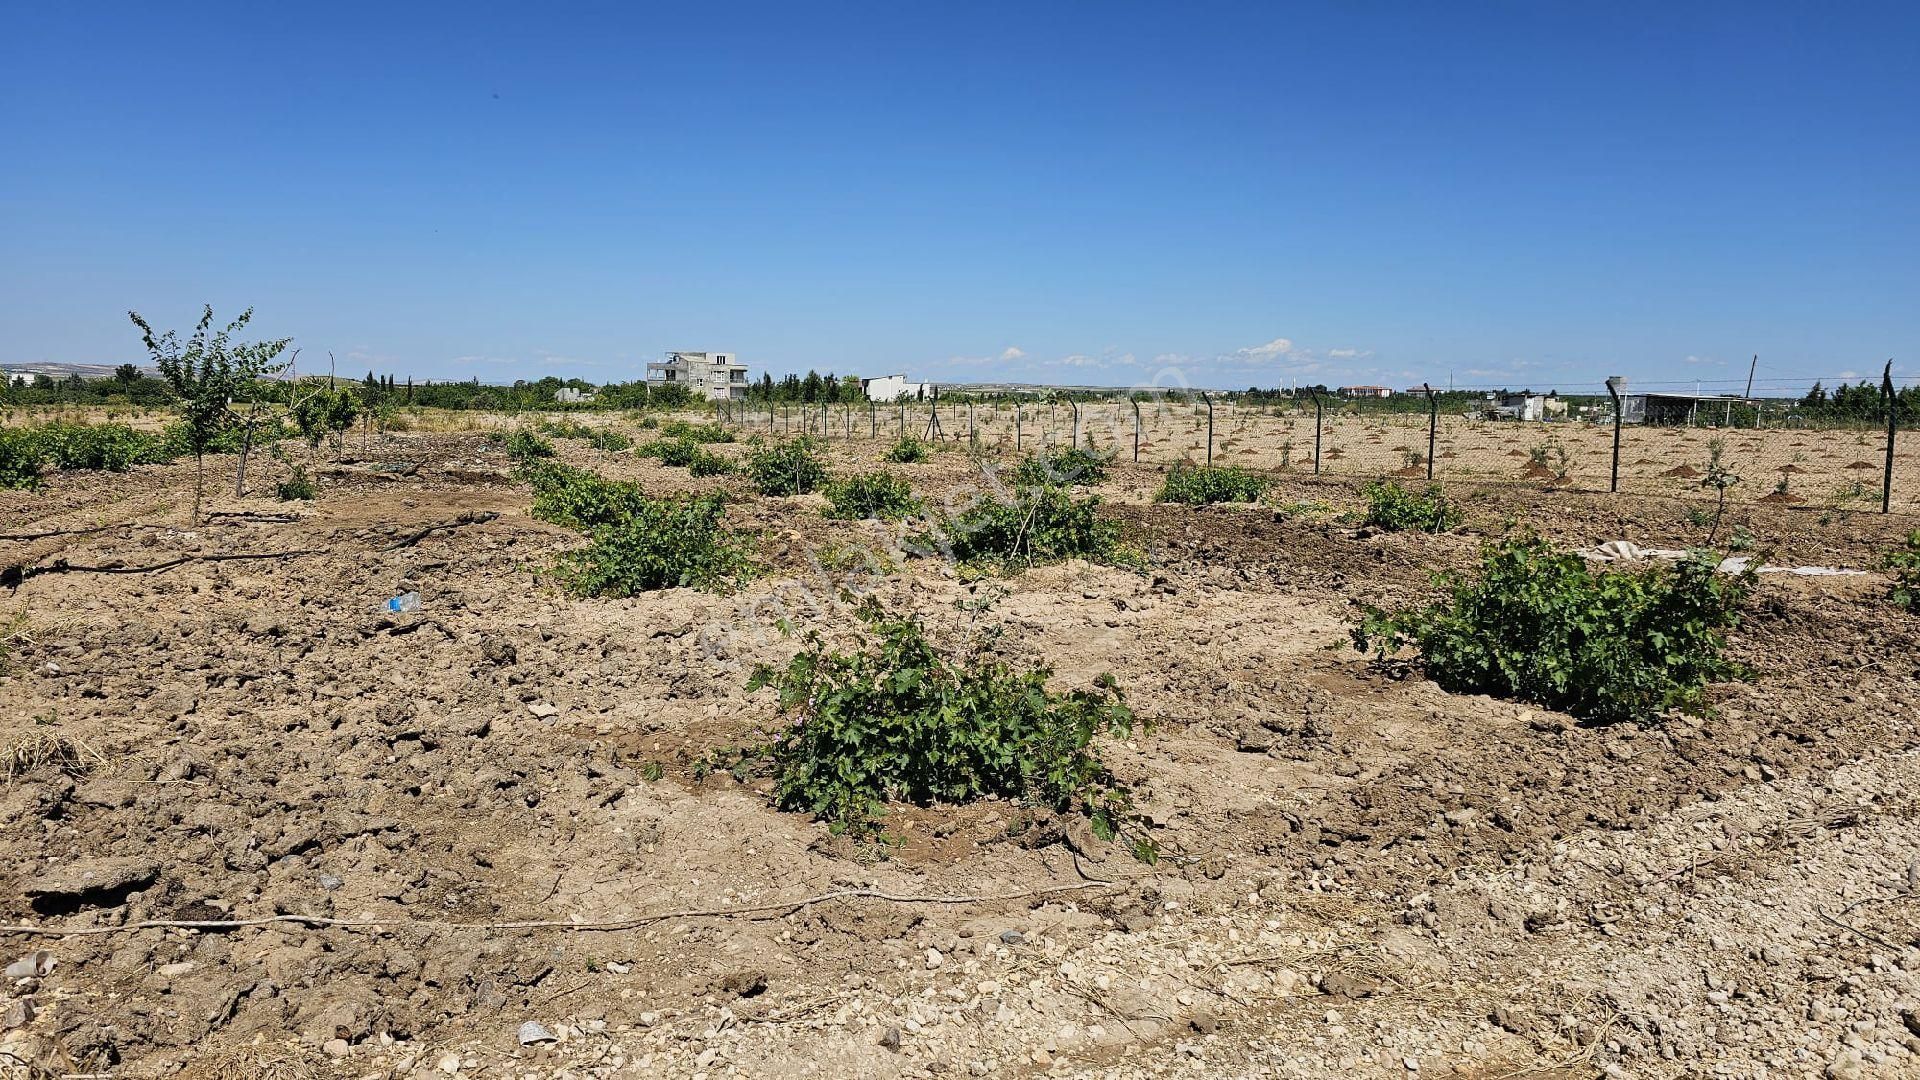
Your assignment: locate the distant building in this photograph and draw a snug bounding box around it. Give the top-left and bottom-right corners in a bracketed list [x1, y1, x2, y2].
[860, 374, 928, 402]
[554, 387, 595, 404]
[1620, 392, 1747, 425]
[1338, 385, 1393, 399]
[647, 351, 748, 402]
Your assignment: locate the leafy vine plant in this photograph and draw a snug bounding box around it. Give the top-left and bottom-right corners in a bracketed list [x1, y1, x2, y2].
[738, 596, 1159, 861]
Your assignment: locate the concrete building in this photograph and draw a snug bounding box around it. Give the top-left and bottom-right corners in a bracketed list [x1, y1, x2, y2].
[1338, 385, 1394, 399]
[860, 374, 928, 402]
[647, 351, 749, 402]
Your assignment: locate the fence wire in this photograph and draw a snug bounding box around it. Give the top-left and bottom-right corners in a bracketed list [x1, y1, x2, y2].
[733, 394, 1914, 516]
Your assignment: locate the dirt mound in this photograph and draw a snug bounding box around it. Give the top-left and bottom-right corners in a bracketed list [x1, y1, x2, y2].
[1759, 490, 1803, 504]
[1777, 464, 1806, 474]
[1662, 464, 1701, 478]
[1845, 460, 1878, 470]
[1519, 461, 1555, 480]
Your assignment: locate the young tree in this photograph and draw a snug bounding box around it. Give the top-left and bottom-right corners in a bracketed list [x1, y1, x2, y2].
[128, 306, 291, 524]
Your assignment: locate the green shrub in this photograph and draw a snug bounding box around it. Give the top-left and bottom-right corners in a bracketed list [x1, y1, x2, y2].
[1362, 478, 1463, 533]
[504, 430, 556, 462]
[525, 462, 652, 530]
[884, 436, 931, 464]
[276, 465, 316, 501]
[290, 385, 359, 451]
[744, 599, 1149, 853]
[1156, 464, 1271, 504]
[1014, 446, 1111, 486]
[557, 492, 750, 596]
[36, 423, 169, 472]
[527, 462, 751, 594]
[160, 417, 289, 458]
[918, 484, 1134, 570]
[825, 470, 921, 520]
[660, 420, 734, 444]
[0, 428, 47, 489]
[688, 448, 736, 477]
[637, 437, 700, 467]
[1353, 536, 1752, 725]
[537, 418, 631, 452]
[1884, 531, 1920, 613]
[747, 436, 829, 496]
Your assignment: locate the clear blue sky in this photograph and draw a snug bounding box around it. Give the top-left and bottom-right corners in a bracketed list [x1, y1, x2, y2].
[2, 2, 1914, 392]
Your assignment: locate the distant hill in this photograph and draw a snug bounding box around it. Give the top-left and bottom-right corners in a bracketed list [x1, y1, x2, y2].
[0, 362, 151, 380]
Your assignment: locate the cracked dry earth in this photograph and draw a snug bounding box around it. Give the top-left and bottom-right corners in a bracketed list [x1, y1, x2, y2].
[3, 425, 1920, 1080]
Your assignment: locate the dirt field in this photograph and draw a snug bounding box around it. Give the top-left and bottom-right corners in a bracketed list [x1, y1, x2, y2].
[749, 400, 1916, 516]
[4, 415, 1920, 1079]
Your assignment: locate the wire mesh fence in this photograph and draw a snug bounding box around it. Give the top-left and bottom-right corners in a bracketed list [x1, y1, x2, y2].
[727, 379, 1916, 516]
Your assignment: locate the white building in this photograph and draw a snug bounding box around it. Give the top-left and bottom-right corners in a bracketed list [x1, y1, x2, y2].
[860, 374, 927, 402]
[646, 351, 749, 402]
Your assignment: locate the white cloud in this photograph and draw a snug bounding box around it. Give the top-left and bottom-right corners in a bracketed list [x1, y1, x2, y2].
[1327, 347, 1374, 360]
[1681, 354, 1721, 366]
[999, 346, 1025, 361]
[1236, 337, 1298, 362]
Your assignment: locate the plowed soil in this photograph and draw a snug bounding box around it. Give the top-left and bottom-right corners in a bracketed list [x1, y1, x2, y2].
[3, 420, 1919, 1080]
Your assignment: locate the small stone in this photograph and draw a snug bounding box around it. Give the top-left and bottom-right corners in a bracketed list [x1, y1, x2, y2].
[1404, 1055, 1420, 1071]
[526, 701, 559, 718]
[323, 1038, 350, 1058]
[879, 1027, 902, 1052]
[156, 961, 195, 978]
[1319, 971, 1381, 1000]
[605, 961, 630, 974]
[517, 1021, 558, 1045]
[3, 998, 35, 1030]
[437, 1051, 462, 1074]
[999, 930, 1024, 945]
[1189, 1011, 1218, 1035]
[318, 874, 344, 891]
[926, 948, 945, 970]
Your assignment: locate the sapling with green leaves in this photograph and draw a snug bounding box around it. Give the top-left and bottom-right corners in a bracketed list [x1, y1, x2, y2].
[129, 306, 292, 523]
[1699, 437, 1740, 543]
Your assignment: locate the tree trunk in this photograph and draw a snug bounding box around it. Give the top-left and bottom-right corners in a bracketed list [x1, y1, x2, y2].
[192, 453, 205, 527]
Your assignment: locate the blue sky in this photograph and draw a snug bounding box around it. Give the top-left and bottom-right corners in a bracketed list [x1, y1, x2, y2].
[2, 2, 1915, 392]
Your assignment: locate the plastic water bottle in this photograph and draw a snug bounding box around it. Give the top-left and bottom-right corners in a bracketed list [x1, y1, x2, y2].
[386, 591, 421, 613]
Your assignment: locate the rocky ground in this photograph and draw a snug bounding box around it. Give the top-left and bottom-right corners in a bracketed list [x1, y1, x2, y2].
[3, 420, 1919, 1079]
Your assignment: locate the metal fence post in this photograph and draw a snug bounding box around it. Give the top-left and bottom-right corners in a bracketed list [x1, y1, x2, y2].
[1423, 383, 1437, 481]
[869, 400, 876, 438]
[1016, 402, 1023, 451]
[1131, 399, 1141, 463]
[1071, 401, 1081, 448]
[1202, 393, 1214, 467]
[1884, 359, 1898, 514]
[928, 385, 942, 440]
[1606, 375, 1625, 493]
[820, 402, 828, 442]
[1311, 390, 1323, 475]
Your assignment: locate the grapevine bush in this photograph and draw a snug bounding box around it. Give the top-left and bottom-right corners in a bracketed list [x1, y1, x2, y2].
[1156, 464, 1270, 504]
[1353, 536, 1752, 724]
[1362, 478, 1463, 533]
[916, 484, 1136, 570]
[746, 436, 830, 496]
[1014, 447, 1110, 486]
[824, 471, 921, 520]
[743, 599, 1150, 853]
